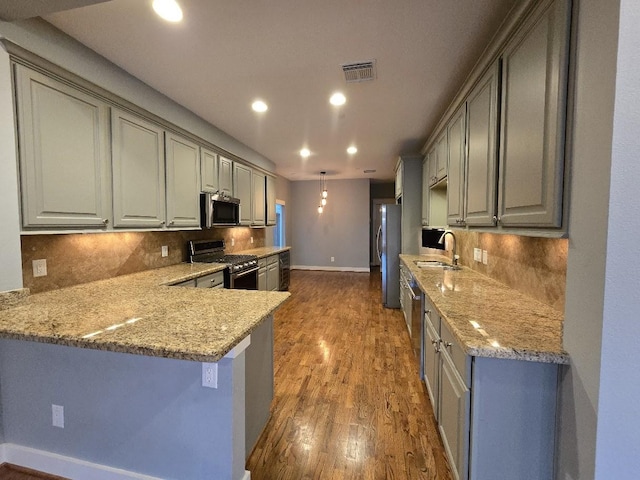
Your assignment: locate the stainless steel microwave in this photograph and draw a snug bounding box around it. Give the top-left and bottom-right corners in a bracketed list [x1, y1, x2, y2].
[200, 193, 241, 227]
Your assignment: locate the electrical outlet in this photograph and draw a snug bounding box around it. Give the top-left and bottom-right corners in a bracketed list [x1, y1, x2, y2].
[250, 236, 253, 244]
[331, 256, 335, 262]
[231, 238, 235, 247]
[161, 246, 168, 257]
[33, 259, 47, 277]
[482, 250, 488, 265]
[473, 248, 482, 262]
[52, 404, 64, 428]
[202, 363, 218, 388]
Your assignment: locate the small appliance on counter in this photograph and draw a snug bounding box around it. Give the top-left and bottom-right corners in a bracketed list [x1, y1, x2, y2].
[188, 239, 258, 289]
[200, 192, 241, 228]
[376, 204, 401, 308]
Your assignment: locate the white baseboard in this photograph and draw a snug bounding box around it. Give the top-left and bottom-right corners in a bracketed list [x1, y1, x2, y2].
[291, 265, 370, 273]
[0, 443, 251, 480]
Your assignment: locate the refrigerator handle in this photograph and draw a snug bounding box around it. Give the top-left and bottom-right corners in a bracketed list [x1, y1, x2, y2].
[376, 225, 382, 261]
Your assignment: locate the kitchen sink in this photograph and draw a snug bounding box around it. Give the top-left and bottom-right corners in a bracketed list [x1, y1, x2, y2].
[414, 260, 461, 270]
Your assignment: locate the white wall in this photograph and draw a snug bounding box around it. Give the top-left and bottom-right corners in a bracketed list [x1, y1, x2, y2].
[290, 179, 370, 271]
[0, 46, 23, 292]
[559, 0, 640, 478]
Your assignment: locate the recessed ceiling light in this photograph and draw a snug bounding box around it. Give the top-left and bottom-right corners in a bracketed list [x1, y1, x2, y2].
[152, 0, 183, 22]
[251, 100, 268, 113]
[347, 146, 358, 155]
[329, 92, 346, 106]
[300, 148, 311, 158]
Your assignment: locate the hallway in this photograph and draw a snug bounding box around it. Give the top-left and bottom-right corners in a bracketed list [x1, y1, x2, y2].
[246, 270, 452, 479]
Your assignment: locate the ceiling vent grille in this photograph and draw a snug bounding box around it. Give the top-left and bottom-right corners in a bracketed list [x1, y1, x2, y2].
[342, 60, 376, 83]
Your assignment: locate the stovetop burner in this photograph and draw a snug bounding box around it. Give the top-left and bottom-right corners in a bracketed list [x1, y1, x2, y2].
[188, 240, 258, 272]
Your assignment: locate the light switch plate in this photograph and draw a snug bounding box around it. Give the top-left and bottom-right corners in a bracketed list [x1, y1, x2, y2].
[473, 248, 482, 262]
[482, 250, 488, 265]
[161, 246, 168, 257]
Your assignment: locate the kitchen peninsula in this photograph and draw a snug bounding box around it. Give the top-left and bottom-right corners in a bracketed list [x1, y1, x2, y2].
[0, 264, 289, 480]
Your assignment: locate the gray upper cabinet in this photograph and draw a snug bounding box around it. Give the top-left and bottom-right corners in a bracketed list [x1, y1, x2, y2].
[219, 156, 233, 196]
[498, 0, 570, 228]
[446, 105, 466, 226]
[252, 170, 266, 226]
[233, 162, 252, 225]
[165, 132, 200, 228]
[14, 65, 111, 228]
[465, 63, 500, 227]
[266, 175, 277, 226]
[111, 109, 166, 228]
[394, 161, 403, 199]
[200, 147, 219, 193]
[421, 156, 430, 226]
[435, 132, 448, 183]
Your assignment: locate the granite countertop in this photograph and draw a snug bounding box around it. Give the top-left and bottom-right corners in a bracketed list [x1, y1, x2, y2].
[0, 263, 290, 362]
[400, 254, 568, 364]
[237, 246, 291, 259]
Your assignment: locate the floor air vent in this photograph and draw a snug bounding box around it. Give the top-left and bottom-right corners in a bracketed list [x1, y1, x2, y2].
[342, 60, 376, 83]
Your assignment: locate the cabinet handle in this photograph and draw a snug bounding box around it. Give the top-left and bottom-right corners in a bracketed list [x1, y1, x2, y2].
[493, 215, 501, 225]
[160, 221, 165, 226]
[444, 341, 453, 349]
[102, 218, 109, 225]
[169, 220, 174, 226]
[431, 339, 441, 352]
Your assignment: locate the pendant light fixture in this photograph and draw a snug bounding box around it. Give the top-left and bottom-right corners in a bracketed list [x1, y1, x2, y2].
[317, 171, 328, 214]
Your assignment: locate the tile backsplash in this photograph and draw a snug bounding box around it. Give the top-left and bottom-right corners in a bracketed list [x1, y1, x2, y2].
[422, 230, 567, 312]
[22, 228, 267, 293]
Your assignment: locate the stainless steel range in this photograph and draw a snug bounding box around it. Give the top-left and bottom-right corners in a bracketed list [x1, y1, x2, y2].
[188, 240, 258, 290]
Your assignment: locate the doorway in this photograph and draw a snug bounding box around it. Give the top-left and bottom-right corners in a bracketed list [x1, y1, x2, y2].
[274, 202, 285, 247]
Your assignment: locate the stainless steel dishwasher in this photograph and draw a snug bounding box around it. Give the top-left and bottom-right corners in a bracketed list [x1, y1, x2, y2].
[400, 264, 423, 358]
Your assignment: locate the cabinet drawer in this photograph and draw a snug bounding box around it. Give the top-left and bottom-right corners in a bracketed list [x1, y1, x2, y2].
[424, 298, 440, 334]
[258, 258, 267, 269]
[196, 272, 224, 289]
[441, 320, 471, 387]
[267, 254, 278, 266]
[172, 279, 196, 287]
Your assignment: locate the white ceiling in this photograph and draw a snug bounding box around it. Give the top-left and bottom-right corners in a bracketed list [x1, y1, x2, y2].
[37, 0, 516, 181]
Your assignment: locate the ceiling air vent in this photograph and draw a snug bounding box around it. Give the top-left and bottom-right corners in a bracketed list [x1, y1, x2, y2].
[342, 60, 376, 83]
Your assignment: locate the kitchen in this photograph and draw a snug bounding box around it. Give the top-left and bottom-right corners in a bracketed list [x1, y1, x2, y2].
[0, 1, 638, 480]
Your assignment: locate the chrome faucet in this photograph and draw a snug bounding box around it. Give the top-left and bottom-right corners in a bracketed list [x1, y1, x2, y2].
[438, 230, 459, 266]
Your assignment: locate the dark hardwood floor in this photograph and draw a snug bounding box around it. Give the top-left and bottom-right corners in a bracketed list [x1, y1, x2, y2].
[246, 270, 452, 480]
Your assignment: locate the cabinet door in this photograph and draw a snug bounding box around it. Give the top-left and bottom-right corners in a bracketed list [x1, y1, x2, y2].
[166, 132, 200, 228]
[111, 109, 165, 228]
[15, 65, 111, 228]
[233, 163, 252, 225]
[395, 162, 403, 199]
[439, 350, 470, 480]
[267, 261, 279, 291]
[201, 147, 219, 193]
[421, 157, 430, 226]
[252, 171, 266, 226]
[219, 156, 233, 196]
[266, 175, 277, 226]
[446, 105, 466, 226]
[427, 146, 437, 186]
[498, 0, 570, 228]
[465, 63, 500, 226]
[435, 132, 448, 181]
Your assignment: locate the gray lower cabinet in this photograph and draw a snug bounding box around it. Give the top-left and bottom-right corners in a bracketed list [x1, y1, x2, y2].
[498, 0, 570, 228]
[266, 175, 277, 226]
[14, 64, 111, 228]
[464, 63, 500, 227]
[219, 156, 233, 196]
[267, 255, 279, 291]
[252, 171, 266, 226]
[234, 162, 252, 225]
[446, 105, 466, 226]
[165, 132, 200, 228]
[200, 147, 219, 193]
[423, 299, 557, 480]
[195, 271, 224, 289]
[111, 108, 166, 228]
[258, 258, 267, 291]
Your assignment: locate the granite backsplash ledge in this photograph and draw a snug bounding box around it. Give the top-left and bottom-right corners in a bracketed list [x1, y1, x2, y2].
[21, 227, 267, 293]
[421, 230, 567, 312]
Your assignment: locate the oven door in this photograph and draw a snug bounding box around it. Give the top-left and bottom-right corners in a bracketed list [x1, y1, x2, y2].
[228, 266, 259, 290]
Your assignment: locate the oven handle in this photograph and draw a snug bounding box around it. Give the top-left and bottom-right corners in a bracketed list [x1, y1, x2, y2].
[231, 265, 260, 279]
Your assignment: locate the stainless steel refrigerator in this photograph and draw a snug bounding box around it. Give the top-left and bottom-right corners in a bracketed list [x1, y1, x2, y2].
[376, 204, 401, 308]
